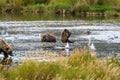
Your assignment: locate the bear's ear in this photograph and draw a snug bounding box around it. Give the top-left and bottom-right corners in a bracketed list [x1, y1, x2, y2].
[64, 29, 67, 31]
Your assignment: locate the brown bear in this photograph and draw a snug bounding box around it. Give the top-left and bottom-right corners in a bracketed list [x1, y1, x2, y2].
[0, 39, 13, 60]
[41, 33, 56, 42]
[86, 29, 91, 35]
[61, 29, 74, 43]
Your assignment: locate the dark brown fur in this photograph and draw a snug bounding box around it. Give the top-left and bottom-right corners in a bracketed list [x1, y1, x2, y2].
[41, 33, 56, 42]
[61, 29, 74, 43]
[86, 30, 91, 35]
[0, 39, 13, 60]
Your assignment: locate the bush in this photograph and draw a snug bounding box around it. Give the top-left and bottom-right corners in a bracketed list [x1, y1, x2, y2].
[48, 2, 71, 11]
[55, 3, 71, 9]
[90, 5, 113, 12]
[24, 4, 47, 13]
[105, 10, 120, 16]
[35, 0, 50, 4]
[22, 0, 36, 6]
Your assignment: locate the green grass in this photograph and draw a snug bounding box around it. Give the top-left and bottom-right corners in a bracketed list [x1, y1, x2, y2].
[0, 0, 6, 7]
[1, 48, 120, 80]
[90, 5, 113, 12]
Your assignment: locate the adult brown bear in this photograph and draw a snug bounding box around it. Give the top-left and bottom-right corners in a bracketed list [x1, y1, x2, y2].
[41, 33, 56, 42]
[0, 39, 13, 60]
[61, 29, 74, 43]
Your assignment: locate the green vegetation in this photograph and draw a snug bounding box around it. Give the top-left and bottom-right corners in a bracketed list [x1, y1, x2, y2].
[0, 0, 119, 17]
[0, 49, 120, 80]
[90, 5, 113, 12]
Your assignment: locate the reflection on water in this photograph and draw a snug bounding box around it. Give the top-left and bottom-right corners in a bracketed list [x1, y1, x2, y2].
[0, 14, 120, 59]
[0, 13, 76, 21]
[0, 13, 120, 21]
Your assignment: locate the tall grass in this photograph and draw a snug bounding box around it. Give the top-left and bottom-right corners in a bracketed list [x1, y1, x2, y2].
[1, 61, 61, 80]
[35, 0, 50, 4]
[1, 48, 120, 80]
[21, 4, 47, 14]
[0, 0, 120, 16]
[22, 0, 35, 6]
[0, 0, 6, 7]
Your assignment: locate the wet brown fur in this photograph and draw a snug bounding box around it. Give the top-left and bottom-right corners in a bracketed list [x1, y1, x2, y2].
[61, 29, 74, 43]
[41, 33, 56, 42]
[0, 39, 13, 60]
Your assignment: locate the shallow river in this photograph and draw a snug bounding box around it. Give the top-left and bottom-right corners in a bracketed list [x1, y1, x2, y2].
[0, 19, 120, 59]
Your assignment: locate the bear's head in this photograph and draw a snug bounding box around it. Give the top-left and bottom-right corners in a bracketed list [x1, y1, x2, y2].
[61, 29, 73, 43]
[41, 34, 47, 42]
[0, 39, 13, 58]
[3, 44, 13, 56]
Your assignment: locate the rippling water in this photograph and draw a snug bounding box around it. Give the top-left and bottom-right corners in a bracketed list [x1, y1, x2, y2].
[0, 20, 120, 58]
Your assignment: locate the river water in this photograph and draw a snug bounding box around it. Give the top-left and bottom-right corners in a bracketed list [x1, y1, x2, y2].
[0, 14, 120, 60]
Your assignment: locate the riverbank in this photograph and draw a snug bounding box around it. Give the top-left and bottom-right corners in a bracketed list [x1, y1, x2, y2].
[0, 48, 120, 80]
[0, 0, 120, 17]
